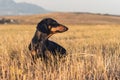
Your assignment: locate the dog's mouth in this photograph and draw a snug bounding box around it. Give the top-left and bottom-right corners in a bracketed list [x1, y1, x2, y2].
[51, 25, 68, 33]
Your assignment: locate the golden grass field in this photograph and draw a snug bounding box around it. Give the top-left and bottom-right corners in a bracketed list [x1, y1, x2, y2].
[0, 24, 120, 80]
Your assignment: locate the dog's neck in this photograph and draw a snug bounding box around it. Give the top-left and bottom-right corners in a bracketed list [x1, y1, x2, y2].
[35, 30, 52, 42]
[39, 33, 49, 41]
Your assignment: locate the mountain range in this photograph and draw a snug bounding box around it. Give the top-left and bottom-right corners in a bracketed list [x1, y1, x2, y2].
[0, 0, 49, 15]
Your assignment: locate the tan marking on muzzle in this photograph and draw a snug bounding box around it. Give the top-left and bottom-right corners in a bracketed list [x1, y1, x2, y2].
[51, 26, 67, 33]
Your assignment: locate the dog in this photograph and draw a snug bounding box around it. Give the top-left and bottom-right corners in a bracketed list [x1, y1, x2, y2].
[28, 18, 68, 63]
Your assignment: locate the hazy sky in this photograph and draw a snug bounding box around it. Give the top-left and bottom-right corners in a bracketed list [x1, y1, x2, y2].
[14, 0, 120, 15]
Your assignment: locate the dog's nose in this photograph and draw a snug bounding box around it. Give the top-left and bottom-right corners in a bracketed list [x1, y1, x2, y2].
[64, 27, 68, 31]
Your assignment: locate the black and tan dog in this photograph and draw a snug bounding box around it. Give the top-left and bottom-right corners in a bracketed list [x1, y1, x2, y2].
[29, 18, 68, 63]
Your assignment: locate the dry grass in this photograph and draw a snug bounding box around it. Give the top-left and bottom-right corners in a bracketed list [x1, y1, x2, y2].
[0, 24, 120, 80]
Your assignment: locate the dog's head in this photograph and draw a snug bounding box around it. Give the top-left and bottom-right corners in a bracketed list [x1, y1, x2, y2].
[37, 18, 68, 34]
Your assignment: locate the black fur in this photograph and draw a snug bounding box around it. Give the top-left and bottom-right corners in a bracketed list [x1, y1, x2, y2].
[29, 18, 68, 62]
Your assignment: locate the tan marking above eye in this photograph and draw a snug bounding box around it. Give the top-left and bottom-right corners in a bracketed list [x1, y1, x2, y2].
[48, 26, 52, 29]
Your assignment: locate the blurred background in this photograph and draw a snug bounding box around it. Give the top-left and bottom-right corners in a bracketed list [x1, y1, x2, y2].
[0, 0, 120, 25]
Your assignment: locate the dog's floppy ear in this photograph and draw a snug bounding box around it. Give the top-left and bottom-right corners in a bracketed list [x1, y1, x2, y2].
[37, 21, 49, 34]
[28, 30, 41, 51]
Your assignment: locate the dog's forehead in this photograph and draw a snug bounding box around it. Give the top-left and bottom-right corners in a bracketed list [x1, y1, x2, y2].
[43, 18, 58, 23]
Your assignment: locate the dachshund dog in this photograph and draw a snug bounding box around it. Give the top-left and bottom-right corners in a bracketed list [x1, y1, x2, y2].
[29, 18, 68, 63]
